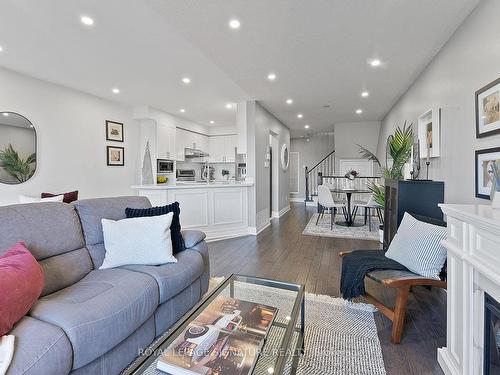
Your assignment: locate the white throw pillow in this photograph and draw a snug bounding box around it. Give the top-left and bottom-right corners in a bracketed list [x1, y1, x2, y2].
[100, 212, 177, 269]
[385, 212, 447, 279]
[19, 194, 64, 203]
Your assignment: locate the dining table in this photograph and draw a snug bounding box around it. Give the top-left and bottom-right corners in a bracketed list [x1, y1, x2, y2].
[329, 187, 372, 227]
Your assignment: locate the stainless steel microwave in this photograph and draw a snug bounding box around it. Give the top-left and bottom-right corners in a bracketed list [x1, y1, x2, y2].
[157, 159, 174, 173]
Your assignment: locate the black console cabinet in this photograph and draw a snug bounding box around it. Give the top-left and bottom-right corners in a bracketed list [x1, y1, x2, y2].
[383, 179, 445, 248]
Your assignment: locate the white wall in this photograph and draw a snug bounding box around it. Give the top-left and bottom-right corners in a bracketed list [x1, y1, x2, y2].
[335, 121, 381, 172]
[378, 0, 500, 204]
[0, 68, 140, 206]
[290, 132, 335, 200]
[245, 102, 290, 231]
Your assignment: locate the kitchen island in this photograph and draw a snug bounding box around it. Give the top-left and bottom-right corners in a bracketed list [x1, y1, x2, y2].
[131, 182, 254, 241]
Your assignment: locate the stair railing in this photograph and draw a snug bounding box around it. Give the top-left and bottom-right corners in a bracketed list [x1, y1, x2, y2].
[304, 150, 335, 202]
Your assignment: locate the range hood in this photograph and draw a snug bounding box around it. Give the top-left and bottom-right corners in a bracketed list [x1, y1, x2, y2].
[184, 148, 209, 158]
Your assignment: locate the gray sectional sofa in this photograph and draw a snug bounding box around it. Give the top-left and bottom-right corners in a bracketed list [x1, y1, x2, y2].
[0, 196, 210, 375]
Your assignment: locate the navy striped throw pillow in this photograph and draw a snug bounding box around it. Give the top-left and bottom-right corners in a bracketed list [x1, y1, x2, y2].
[125, 202, 186, 253]
[385, 212, 447, 279]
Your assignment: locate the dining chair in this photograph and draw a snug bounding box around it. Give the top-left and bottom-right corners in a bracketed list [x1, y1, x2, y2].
[353, 194, 384, 231]
[316, 185, 347, 229]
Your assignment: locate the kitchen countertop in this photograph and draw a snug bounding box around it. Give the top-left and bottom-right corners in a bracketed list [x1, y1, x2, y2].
[131, 181, 254, 190]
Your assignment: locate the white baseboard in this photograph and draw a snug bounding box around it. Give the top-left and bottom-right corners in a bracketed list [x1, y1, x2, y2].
[289, 197, 305, 203]
[306, 200, 317, 207]
[272, 205, 290, 219]
[437, 348, 459, 375]
[248, 221, 271, 236]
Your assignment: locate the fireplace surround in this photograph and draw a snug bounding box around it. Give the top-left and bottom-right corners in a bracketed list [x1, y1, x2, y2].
[438, 204, 500, 375]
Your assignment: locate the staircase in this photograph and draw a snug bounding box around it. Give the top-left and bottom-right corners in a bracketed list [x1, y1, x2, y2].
[305, 150, 335, 203]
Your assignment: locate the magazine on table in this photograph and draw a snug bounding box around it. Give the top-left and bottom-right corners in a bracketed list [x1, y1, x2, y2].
[156, 296, 278, 375]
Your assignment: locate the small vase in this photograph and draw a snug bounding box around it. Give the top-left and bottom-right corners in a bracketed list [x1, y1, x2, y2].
[492, 191, 500, 209]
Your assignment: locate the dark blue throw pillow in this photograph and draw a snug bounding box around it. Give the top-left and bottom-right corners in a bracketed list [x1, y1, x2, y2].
[125, 202, 186, 253]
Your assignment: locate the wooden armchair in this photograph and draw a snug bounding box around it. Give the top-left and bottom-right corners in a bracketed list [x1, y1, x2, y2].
[339, 250, 447, 344]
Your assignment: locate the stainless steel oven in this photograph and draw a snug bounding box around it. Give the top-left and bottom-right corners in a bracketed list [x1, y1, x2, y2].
[157, 159, 174, 174]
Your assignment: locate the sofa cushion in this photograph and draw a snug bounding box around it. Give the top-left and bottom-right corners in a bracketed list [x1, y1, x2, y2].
[125, 202, 186, 253]
[0, 202, 91, 296]
[29, 268, 159, 369]
[100, 213, 176, 269]
[0, 242, 44, 336]
[7, 316, 73, 375]
[72, 196, 151, 268]
[123, 249, 204, 304]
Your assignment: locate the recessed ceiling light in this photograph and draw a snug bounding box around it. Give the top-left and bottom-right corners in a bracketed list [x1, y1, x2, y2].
[297, 113, 303, 119]
[267, 73, 277, 81]
[2, 112, 9, 116]
[112, 88, 120, 94]
[304, 124, 310, 129]
[361, 91, 369, 97]
[80, 16, 94, 26]
[229, 19, 241, 29]
[210, 120, 215, 124]
[225, 103, 233, 109]
[0, 46, 3, 52]
[286, 99, 293, 105]
[356, 109, 363, 114]
[369, 59, 381, 67]
[182, 77, 191, 84]
[180, 108, 186, 113]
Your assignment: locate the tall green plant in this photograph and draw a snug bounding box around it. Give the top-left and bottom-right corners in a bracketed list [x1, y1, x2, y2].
[357, 122, 414, 206]
[0, 144, 36, 183]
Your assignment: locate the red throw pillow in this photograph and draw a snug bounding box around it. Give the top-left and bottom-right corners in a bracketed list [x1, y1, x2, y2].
[41, 190, 78, 204]
[0, 242, 44, 336]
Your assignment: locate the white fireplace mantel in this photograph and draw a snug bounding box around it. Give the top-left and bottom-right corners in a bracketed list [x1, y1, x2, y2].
[438, 204, 500, 375]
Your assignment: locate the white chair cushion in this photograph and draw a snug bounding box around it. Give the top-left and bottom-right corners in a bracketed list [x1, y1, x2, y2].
[100, 212, 177, 269]
[385, 212, 447, 279]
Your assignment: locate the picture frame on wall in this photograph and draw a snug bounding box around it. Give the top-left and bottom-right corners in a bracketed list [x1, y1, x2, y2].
[476, 77, 500, 138]
[418, 108, 441, 159]
[475, 147, 500, 199]
[106, 120, 124, 142]
[107, 146, 125, 166]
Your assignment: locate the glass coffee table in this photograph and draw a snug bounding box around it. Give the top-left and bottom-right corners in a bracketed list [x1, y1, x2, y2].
[124, 274, 305, 375]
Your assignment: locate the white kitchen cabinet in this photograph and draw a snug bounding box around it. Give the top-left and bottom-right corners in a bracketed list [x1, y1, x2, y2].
[209, 135, 237, 163]
[209, 136, 226, 162]
[224, 135, 237, 162]
[156, 123, 175, 160]
[175, 128, 187, 161]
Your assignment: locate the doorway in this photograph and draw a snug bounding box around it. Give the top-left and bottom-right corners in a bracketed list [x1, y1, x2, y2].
[269, 132, 279, 218]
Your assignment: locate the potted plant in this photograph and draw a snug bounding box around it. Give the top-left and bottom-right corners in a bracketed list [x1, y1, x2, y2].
[357, 122, 414, 207]
[222, 169, 230, 181]
[490, 161, 500, 208]
[0, 144, 36, 183]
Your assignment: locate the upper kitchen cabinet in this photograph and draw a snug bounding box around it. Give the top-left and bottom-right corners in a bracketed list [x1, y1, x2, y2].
[156, 123, 175, 160]
[209, 135, 237, 163]
[176, 128, 209, 161]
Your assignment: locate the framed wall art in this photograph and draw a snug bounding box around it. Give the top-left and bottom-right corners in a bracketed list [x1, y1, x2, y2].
[418, 108, 441, 159]
[475, 147, 500, 199]
[106, 120, 124, 142]
[476, 77, 500, 138]
[107, 146, 125, 166]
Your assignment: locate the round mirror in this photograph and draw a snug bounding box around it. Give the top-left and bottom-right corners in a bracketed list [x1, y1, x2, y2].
[0, 112, 37, 184]
[280, 143, 289, 171]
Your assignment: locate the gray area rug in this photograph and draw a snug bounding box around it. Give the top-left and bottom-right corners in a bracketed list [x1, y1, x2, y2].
[135, 278, 386, 375]
[303, 212, 380, 241]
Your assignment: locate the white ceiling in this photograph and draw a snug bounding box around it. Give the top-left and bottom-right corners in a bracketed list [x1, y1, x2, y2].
[0, 0, 479, 136]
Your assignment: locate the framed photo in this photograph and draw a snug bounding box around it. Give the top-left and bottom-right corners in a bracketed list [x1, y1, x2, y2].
[418, 108, 441, 159]
[476, 77, 500, 138]
[106, 120, 124, 142]
[475, 147, 500, 199]
[107, 146, 124, 166]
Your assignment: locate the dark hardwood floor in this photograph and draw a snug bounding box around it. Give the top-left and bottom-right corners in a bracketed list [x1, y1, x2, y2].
[208, 203, 446, 375]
